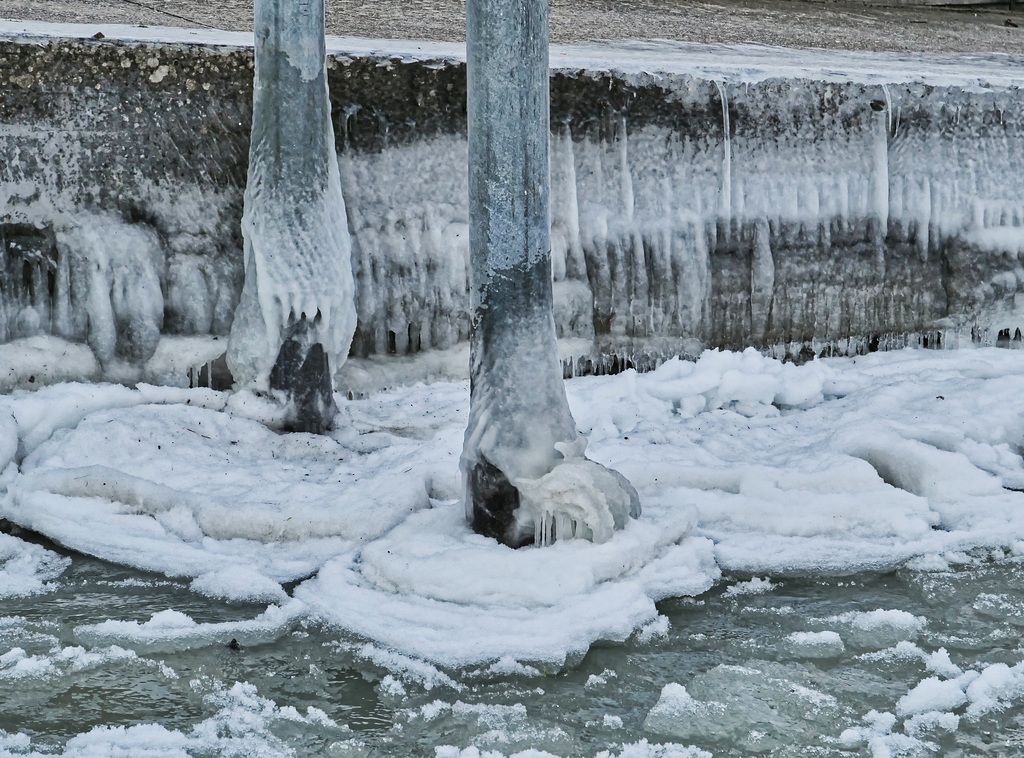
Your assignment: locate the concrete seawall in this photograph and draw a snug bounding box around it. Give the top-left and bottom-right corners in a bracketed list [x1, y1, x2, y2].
[3, 22, 1024, 391]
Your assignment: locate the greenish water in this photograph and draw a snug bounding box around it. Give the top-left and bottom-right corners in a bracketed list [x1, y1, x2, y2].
[3, 541, 1024, 757]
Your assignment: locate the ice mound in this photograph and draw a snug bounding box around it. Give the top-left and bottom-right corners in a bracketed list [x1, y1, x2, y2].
[4, 401, 429, 591]
[297, 501, 717, 666]
[514, 448, 638, 546]
[586, 348, 1024, 574]
[643, 661, 842, 751]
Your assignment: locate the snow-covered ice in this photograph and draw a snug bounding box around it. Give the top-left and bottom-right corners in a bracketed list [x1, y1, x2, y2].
[4, 346, 1024, 672]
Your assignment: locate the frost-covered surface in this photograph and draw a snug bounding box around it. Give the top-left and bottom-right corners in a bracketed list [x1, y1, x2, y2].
[226, 0, 356, 391]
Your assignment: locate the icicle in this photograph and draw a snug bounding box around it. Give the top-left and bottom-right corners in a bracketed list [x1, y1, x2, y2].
[714, 81, 732, 232]
[880, 83, 893, 135]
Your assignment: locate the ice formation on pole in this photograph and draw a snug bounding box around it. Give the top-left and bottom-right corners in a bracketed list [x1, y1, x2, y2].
[461, 0, 639, 547]
[226, 0, 356, 432]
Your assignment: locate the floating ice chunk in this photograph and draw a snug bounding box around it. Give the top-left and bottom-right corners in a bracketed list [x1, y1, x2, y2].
[838, 709, 897, 748]
[964, 660, 1024, 719]
[190, 566, 287, 604]
[897, 675, 970, 716]
[637, 615, 670, 643]
[828, 609, 926, 649]
[0, 532, 70, 599]
[903, 710, 960, 738]
[593, 742, 712, 758]
[0, 647, 53, 679]
[479, 657, 541, 678]
[413, 700, 574, 754]
[839, 714, 926, 758]
[904, 553, 951, 572]
[858, 641, 963, 678]
[0, 731, 30, 753]
[924, 647, 964, 678]
[434, 748, 559, 758]
[43, 680, 339, 757]
[723, 576, 775, 597]
[780, 630, 845, 659]
[643, 683, 726, 734]
[55, 645, 137, 673]
[75, 602, 304, 654]
[0, 644, 138, 683]
[354, 643, 464, 692]
[644, 663, 840, 751]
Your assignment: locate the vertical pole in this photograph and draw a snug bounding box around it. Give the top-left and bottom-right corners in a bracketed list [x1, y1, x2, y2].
[461, 0, 583, 545]
[227, 0, 356, 433]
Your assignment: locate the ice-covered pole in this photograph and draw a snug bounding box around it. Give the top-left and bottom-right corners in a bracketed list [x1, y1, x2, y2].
[461, 0, 640, 547]
[226, 0, 356, 433]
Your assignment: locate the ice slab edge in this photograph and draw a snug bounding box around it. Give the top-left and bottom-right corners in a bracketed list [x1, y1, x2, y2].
[3, 22, 1024, 392]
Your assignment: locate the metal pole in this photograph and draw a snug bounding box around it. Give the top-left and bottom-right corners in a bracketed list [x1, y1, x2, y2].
[461, 0, 582, 545]
[228, 0, 355, 433]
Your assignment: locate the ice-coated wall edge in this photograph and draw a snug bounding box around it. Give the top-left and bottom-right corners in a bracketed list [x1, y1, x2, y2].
[5, 20, 1024, 394]
[4, 20, 1024, 88]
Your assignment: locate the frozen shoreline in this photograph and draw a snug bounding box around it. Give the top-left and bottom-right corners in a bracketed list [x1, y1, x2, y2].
[6, 346, 1024, 668]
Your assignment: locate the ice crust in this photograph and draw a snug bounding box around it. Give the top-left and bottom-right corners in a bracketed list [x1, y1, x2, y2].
[226, 0, 357, 391]
[6, 347, 1024, 668]
[7, 24, 1024, 394]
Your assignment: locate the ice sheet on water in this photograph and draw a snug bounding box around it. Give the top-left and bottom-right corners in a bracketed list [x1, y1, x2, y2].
[75, 603, 304, 654]
[0, 680, 349, 757]
[0, 644, 136, 681]
[5, 347, 1024, 667]
[643, 661, 842, 751]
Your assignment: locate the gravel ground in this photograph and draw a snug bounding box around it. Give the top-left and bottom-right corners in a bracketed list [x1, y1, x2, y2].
[0, 0, 1022, 54]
